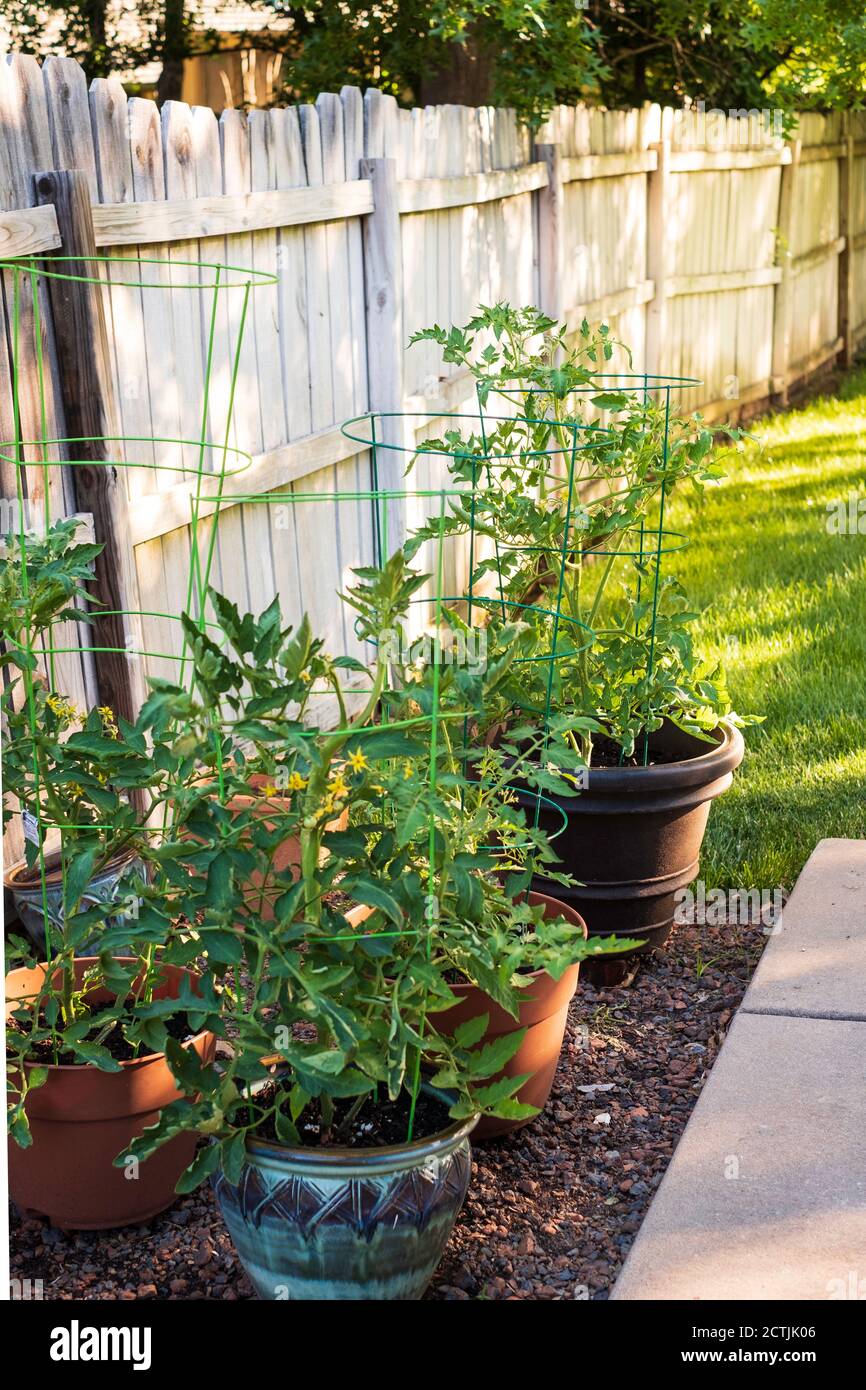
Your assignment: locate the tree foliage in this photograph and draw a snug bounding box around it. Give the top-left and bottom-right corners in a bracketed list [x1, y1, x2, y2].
[268, 1, 866, 124]
[591, 1, 866, 114]
[2, 2, 864, 123]
[1, 1, 170, 82]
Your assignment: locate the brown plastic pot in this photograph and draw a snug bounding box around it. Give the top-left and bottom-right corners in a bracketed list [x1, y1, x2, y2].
[518, 720, 745, 987]
[343, 892, 585, 1139]
[6, 957, 215, 1230]
[192, 772, 347, 921]
[431, 891, 587, 1141]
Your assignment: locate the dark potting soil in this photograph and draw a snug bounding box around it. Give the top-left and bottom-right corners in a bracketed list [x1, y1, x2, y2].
[9, 1001, 198, 1065]
[443, 968, 473, 985]
[241, 1081, 454, 1149]
[504, 725, 701, 773]
[588, 734, 685, 768]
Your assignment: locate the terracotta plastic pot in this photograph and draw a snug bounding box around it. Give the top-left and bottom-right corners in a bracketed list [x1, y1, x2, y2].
[518, 720, 745, 987]
[213, 1090, 476, 1300]
[4, 848, 143, 957]
[432, 891, 587, 1140]
[6, 957, 215, 1230]
[192, 772, 347, 921]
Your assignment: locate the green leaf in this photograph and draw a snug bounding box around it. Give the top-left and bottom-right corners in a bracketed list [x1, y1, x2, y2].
[63, 846, 97, 917]
[204, 855, 233, 910]
[118, 717, 147, 753]
[340, 877, 404, 926]
[164, 1035, 207, 1092]
[301, 1048, 348, 1075]
[468, 1029, 526, 1077]
[68, 1040, 122, 1072]
[321, 828, 369, 857]
[331, 655, 368, 672]
[63, 732, 127, 759]
[480, 1096, 538, 1121]
[472, 1074, 533, 1110]
[200, 928, 244, 965]
[175, 1142, 221, 1194]
[274, 1107, 300, 1146]
[273, 880, 306, 923]
[428, 1067, 461, 1091]
[452, 1013, 489, 1049]
[9, 1109, 32, 1147]
[289, 1084, 310, 1123]
[220, 1131, 247, 1186]
[343, 728, 426, 761]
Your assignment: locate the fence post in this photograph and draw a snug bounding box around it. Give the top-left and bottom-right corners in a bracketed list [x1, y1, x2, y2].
[645, 136, 670, 369]
[838, 115, 855, 369]
[771, 138, 801, 407]
[360, 155, 408, 550]
[536, 142, 564, 321]
[32, 168, 147, 725]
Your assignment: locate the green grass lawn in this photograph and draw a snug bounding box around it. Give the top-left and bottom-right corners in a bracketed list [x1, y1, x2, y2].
[666, 366, 866, 892]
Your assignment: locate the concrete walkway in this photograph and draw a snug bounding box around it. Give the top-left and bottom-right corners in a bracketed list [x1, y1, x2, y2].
[612, 838, 866, 1301]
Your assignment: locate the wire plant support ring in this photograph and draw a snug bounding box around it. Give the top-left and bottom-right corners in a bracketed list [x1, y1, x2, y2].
[0, 252, 272, 970]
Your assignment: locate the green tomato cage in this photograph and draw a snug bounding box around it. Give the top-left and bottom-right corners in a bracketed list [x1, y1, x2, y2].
[1, 251, 701, 1143]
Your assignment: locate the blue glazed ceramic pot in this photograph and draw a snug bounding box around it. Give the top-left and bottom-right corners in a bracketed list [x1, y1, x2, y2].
[5, 848, 144, 955]
[213, 1102, 477, 1300]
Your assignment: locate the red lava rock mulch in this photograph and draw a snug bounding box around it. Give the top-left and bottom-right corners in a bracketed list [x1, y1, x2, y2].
[9, 914, 766, 1301]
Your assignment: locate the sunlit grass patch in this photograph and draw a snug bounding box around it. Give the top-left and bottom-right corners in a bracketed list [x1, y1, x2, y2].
[666, 367, 866, 890]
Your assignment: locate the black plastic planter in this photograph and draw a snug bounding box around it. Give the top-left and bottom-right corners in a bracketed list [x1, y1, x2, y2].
[518, 720, 745, 986]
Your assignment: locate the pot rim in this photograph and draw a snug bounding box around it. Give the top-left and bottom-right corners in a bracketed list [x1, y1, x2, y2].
[519, 719, 745, 801]
[4, 846, 140, 892]
[5, 957, 212, 1074]
[242, 1090, 478, 1170]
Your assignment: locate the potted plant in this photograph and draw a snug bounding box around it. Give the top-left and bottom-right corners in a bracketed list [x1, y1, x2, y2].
[408, 305, 757, 983]
[429, 887, 588, 1140]
[3, 521, 218, 1227]
[1, 522, 152, 950]
[122, 553, 626, 1298]
[6, 951, 218, 1230]
[3, 683, 221, 1229]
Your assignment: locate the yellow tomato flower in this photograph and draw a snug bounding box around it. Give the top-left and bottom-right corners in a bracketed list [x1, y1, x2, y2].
[287, 771, 308, 791]
[98, 705, 119, 738]
[45, 694, 78, 725]
[260, 782, 278, 800]
[347, 749, 369, 774]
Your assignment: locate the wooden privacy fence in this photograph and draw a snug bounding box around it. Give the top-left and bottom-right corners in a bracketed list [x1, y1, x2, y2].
[2, 56, 866, 832]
